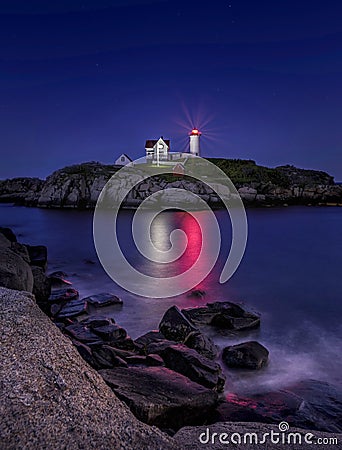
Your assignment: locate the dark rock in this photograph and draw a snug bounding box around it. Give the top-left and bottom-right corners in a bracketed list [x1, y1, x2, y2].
[135, 331, 176, 355]
[49, 270, 68, 278]
[83, 292, 123, 307]
[222, 341, 269, 370]
[93, 324, 127, 341]
[80, 316, 115, 329]
[0, 227, 17, 242]
[55, 298, 88, 319]
[48, 271, 72, 287]
[126, 355, 148, 366]
[0, 239, 33, 292]
[210, 313, 234, 328]
[90, 344, 136, 361]
[135, 330, 166, 347]
[184, 331, 218, 360]
[146, 340, 179, 356]
[108, 336, 136, 351]
[216, 380, 342, 434]
[99, 366, 219, 429]
[146, 354, 165, 367]
[159, 306, 198, 342]
[157, 344, 225, 392]
[49, 287, 79, 303]
[91, 345, 128, 369]
[10, 242, 30, 263]
[31, 266, 51, 304]
[65, 323, 102, 344]
[182, 301, 260, 331]
[26, 245, 48, 270]
[50, 303, 62, 316]
[72, 340, 100, 370]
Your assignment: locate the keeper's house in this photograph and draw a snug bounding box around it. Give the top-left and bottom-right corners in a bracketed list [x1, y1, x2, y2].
[145, 137, 170, 163]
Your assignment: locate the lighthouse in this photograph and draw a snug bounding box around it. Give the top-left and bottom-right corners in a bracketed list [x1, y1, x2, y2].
[189, 128, 201, 156]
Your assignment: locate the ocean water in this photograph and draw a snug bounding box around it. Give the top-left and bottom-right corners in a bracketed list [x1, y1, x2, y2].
[1, 203, 341, 395]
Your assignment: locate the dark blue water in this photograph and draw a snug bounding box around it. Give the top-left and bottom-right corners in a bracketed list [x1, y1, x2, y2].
[1, 203, 341, 394]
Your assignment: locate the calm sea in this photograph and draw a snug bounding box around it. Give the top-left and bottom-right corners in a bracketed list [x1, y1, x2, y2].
[1, 203, 341, 394]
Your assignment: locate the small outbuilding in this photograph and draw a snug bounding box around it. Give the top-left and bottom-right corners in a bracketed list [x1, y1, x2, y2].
[115, 154, 133, 166]
[173, 162, 185, 176]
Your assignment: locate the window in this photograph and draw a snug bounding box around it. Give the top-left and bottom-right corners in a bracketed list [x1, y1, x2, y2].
[121, 156, 125, 161]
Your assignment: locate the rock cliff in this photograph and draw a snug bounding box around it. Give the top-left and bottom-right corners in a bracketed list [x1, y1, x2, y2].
[0, 160, 341, 208]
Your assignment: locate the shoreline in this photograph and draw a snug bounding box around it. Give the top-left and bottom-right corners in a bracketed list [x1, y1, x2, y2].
[0, 225, 341, 446]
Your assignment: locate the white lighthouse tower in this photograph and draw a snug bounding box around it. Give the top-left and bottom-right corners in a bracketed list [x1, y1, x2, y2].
[189, 128, 201, 156]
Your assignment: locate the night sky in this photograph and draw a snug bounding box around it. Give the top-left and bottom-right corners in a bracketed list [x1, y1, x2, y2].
[1, 0, 342, 180]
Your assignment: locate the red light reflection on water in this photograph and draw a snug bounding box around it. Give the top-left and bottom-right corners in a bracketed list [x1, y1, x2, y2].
[226, 393, 258, 409]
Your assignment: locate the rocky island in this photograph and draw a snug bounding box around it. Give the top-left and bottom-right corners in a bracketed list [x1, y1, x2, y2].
[0, 159, 341, 209]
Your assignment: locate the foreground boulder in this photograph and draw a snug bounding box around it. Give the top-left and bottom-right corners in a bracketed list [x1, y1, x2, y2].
[0, 287, 176, 449]
[222, 341, 269, 370]
[159, 305, 198, 341]
[182, 301, 260, 332]
[157, 343, 225, 392]
[99, 366, 219, 429]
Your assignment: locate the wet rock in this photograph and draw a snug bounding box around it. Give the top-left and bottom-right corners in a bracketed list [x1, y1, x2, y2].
[91, 345, 128, 369]
[50, 303, 62, 316]
[184, 331, 218, 360]
[222, 341, 269, 370]
[135, 330, 166, 347]
[146, 354, 165, 367]
[99, 366, 219, 429]
[65, 323, 102, 344]
[48, 271, 72, 287]
[31, 266, 51, 304]
[26, 245, 48, 270]
[215, 380, 342, 433]
[126, 355, 148, 366]
[157, 344, 225, 392]
[182, 301, 260, 331]
[135, 331, 176, 354]
[55, 298, 88, 319]
[146, 339, 179, 356]
[72, 340, 100, 370]
[49, 287, 79, 303]
[159, 306, 198, 342]
[93, 324, 127, 341]
[109, 336, 136, 351]
[210, 313, 234, 329]
[83, 292, 123, 307]
[80, 316, 115, 329]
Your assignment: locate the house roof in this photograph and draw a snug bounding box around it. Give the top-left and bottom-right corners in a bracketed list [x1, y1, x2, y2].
[116, 153, 132, 161]
[145, 138, 170, 149]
